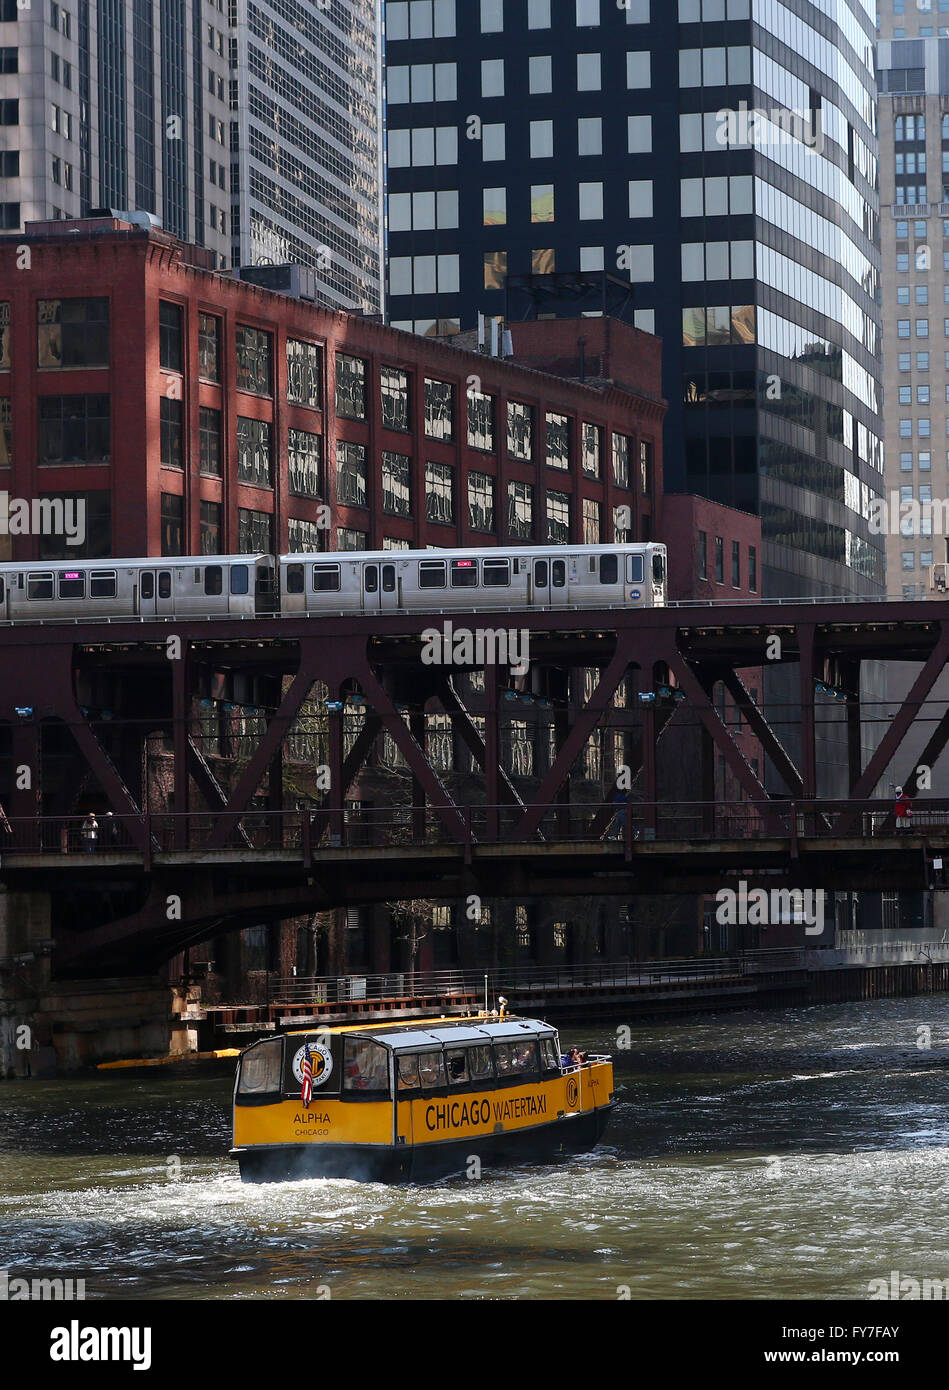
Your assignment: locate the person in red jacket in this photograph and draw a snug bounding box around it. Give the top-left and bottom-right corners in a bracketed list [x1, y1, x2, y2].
[895, 786, 913, 833]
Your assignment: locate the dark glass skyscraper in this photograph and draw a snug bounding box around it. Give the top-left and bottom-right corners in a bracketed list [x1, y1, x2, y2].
[384, 0, 883, 600]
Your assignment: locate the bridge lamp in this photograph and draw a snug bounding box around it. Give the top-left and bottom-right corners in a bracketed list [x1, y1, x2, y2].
[657, 684, 673, 698]
[14, 706, 33, 718]
[637, 692, 657, 704]
[673, 690, 687, 702]
[324, 700, 344, 712]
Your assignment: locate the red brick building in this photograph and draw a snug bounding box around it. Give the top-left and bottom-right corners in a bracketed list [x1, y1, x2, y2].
[0, 216, 663, 562]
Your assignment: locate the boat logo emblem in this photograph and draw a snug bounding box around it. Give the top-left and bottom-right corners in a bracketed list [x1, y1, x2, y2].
[565, 1075, 579, 1109]
[291, 1042, 334, 1087]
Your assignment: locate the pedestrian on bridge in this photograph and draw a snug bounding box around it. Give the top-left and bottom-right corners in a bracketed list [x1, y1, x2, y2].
[895, 787, 913, 834]
[81, 811, 98, 853]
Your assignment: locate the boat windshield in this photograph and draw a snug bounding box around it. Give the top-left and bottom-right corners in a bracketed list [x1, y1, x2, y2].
[342, 1038, 390, 1093]
[237, 1038, 283, 1096]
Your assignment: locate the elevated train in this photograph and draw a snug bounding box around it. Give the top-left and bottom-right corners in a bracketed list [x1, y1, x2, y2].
[0, 542, 666, 621]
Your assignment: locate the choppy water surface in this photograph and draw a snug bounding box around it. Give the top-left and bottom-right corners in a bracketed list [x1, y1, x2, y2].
[3, 998, 949, 1299]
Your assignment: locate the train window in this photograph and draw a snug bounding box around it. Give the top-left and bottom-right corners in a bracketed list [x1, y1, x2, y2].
[27, 573, 53, 600]
[483, 559, 510, 587]
[141, 572, 154, 600]
[627, 555, 645, 584]
[534, 560, 548, 586]
[446, 1049, 469, 1085]
[450, 558, 478, 587]
[58, 571, 85, 599]
[230, 565, 249, 595]
[652, 552, 665, 585]
[158, 571, 172, 599]
[0, 577, 4, 604]
[365, 564, 378, 593]
[468, 1044, 495, 1081]
[204, 566, 223, 596]
[237, 1037, 283, 1096]
[552, 560, 566, 587]
[600, 554, 618, 584]
[382, 564, 396, 593]
[286, 564, 304, 594]
[397, 1054, 420, 1091]
[417, 1050, 447, 1090]
[419, 560, 446, 589]
[312, 564, 341, 592]
[90, 572, 117, 598]
[342, 1038, 389, 1092]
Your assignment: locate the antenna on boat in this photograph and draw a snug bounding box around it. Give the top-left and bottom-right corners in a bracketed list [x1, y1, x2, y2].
[484, 974, 488, 1015]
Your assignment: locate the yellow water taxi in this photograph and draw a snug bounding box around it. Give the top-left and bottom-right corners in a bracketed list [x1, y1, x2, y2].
[230, 1012, 615, 1183]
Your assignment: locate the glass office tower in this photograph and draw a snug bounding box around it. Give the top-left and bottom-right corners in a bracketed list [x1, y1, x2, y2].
[384, 0, 883, 600]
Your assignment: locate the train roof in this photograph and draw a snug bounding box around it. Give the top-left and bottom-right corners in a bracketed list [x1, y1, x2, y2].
[281, 1014, 556, 1051]
[0, 554, 272, 570]
[281, 542, 664, 564]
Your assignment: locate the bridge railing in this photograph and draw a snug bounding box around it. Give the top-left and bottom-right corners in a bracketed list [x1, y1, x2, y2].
[265, 953, 752, 1007]
[2, 798, 949, 854]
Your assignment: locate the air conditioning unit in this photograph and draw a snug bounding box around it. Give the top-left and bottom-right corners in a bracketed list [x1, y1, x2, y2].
[930, 562, 949, 594]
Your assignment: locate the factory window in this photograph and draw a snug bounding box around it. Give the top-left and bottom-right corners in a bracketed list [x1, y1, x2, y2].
[159, 300, 183, 373]
[37, 298, 109, 368]
[235, 325, 272, 396]
[288, 428, 322, 499]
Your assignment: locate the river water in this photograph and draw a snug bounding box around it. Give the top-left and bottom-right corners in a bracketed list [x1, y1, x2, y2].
[2, 997, 949, 1301]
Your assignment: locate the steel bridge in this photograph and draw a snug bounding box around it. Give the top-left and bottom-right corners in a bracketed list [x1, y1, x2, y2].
[1, 596, 949, 970]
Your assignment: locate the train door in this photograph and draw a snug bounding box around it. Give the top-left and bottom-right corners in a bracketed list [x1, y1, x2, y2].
[138, 568, 174, 617]
[363, 562, 401, 612]
[534, 556, 569, 607]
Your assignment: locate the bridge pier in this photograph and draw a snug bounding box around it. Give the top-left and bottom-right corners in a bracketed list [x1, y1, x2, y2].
[0, 886, 195, 1074]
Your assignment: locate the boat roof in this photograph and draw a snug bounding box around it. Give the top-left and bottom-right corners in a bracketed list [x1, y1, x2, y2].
[282, 1013, 556, 1050]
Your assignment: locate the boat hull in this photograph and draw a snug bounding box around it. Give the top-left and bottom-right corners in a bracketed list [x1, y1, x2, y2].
[232, 1104, 613, 1184]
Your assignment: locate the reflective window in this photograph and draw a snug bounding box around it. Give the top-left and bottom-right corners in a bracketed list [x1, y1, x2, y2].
[468, 471, 495, 531]
[288, 429, 322, 499]
[381, 367, 410, 430]
[287, 339, 322, 408]
[235, 326, 272, 396]
[426, 461, 454, 523]
[37, 298, 109, 368]
[508, 480, 533, 538]
[547, 413, 569, 469]
[383, 451, 411, 516]
[425, 379, 454, 439]
[335, 355, 367, 420]
[336, 441, 367, 508]
[507, 401, 533, 460]
[236, 417, 273, 489]
[468, 390, 495, 450]
[547, 490, 569, 542]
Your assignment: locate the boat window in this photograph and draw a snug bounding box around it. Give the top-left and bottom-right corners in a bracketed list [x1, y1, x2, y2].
[397, 1054, 421, 1090]
[382, 564, 396, 593]
[27, 573, 54, 600]
[468, 1044, 495, 1081]
[158, 571, 172, 599]
[552, 560, 566, 587]
[417, 1049, 447, 1090]
[365, 564, 378, 594]
[627, 554, 645, 584]
[495, 1040, 539, 1076]
[600, 554, 618, 584]
[313, 564, 341, 592]
[58, 571, 85, 599]
[540, 1037, 560, 1071]
[652, 551, 665, 586]
[286, 564, 304, 594]
[342, 1038, 389, 1093]
[450, 558, 478, 587]
[237, 1037, 283, 1096]
[446, 1049, 469, 1085]
[230, 565, 249, 595]
[204, 565, 223, 596]
[482, 558, 510, 587]
[141, 572, 154, 600]
[419, 560, 446, 589]
[90, 571, 117, 598]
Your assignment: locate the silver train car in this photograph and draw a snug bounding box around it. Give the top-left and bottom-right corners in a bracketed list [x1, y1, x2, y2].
[280, 543, 666, 614]
[0, 544, 665, 621]
[0, 555, 275, 620]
